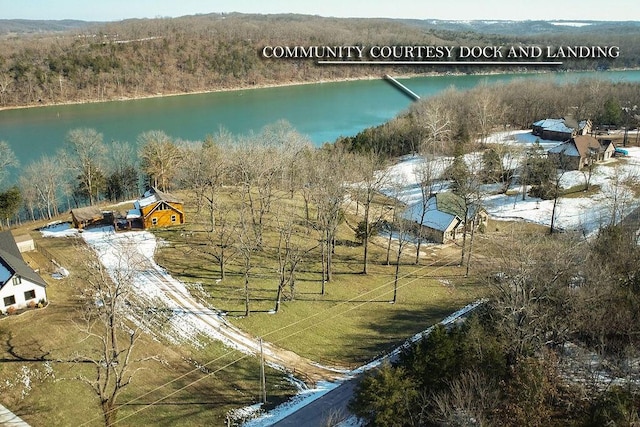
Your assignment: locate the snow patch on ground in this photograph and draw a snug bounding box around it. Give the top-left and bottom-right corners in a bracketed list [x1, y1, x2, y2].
[241, 299, 486, 426]
[242, 381, 342, 427]
[40, 222, 78, 237]
[41, 225, 276, 357]
[384, 132, 640, 237]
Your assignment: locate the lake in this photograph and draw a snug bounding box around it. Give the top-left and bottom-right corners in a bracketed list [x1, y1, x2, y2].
[1, 69, 640, 177]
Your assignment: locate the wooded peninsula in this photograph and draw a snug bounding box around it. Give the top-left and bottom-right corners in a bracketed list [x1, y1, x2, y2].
[1, 14, 639, 108]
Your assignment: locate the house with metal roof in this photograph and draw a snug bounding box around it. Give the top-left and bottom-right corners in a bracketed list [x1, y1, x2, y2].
[548, 135, 615, 170]
[403, 192, 487, 244]
[0, 231, 47, 313]
[532, 118, 592, 141]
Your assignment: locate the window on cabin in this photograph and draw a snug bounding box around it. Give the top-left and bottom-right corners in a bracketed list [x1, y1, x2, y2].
[24, 290, 36, 300]
[171, 215, 176, 223]
[12, 276, 21, 286]
[3, 295, 15, 306]
[152, 217, 158, 226]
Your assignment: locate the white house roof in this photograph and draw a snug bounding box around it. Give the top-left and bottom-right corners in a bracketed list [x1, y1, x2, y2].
[126, 209, 142, 219]
[533, 118, 574, 134]
[136, 187, 182, 208]
[548, 141, 580, 157]
[138, 193, 159, 208]
[403, 197, 459, 232]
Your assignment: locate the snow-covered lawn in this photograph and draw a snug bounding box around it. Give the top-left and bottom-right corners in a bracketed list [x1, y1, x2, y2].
[384, 131, 640, 237]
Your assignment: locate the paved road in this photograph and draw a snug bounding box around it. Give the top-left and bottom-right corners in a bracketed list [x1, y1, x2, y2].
[272, 377, 362, 427]
[0, 404, 30, 426]
[271, 299, 487, 426]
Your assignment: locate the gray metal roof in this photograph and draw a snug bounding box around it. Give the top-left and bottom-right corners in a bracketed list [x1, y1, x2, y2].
[0, 231, 47, 288]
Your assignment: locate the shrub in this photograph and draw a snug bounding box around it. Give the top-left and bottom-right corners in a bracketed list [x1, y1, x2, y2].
[28, 300, 37, 309]
[6, 306, 17, 315]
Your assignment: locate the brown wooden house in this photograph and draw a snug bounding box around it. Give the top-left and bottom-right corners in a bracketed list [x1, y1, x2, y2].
[131, 188, 185, 229]
[71, 206, 105, 229]
[548, 135, 615, 170]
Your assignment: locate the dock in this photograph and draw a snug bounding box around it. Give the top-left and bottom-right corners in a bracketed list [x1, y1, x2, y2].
[384, 75, 421, 101]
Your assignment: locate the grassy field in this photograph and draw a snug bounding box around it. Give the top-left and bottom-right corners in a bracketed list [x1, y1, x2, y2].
[0, 219, 296, 427]
[0, 190, 548, 426]
[154, 190, 492, 367]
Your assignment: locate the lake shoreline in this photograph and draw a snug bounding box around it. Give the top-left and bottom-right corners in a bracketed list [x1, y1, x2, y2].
[3, 67, 631, 112]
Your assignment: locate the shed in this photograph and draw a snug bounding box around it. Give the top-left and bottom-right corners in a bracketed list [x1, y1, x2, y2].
[70, 206, 105, 229]
[14, 234, 35, 253]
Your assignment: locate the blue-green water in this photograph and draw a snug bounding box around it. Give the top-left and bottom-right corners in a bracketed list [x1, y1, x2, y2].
[1, 70, 639, 173]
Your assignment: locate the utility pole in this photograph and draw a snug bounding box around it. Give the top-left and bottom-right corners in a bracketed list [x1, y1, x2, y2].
[259, 337, 266, 404]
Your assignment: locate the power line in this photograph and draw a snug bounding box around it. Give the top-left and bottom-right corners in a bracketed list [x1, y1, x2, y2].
[108, 250, 465, 425]
[80, 224, 490, 426]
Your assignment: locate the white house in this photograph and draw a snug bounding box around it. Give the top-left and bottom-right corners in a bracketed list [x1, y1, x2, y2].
[0, 231, 47, 313]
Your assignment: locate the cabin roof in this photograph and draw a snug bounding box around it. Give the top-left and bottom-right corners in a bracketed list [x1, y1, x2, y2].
[70, 206, 104, 222]
[137, 187, 182, 208]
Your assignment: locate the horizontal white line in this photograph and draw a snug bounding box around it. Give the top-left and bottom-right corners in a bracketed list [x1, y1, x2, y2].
[317, 61, 564, 65]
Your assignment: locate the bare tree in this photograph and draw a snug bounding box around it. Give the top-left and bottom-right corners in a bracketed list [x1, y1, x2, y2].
[273, 207, 314, 311]
[0, 141, 18, 186]
[472, 83, 505, 147]
[198, 204, 238, 280]
[63, 128, 107, 205]
[489, 234, 582, 362]
[431, 370, 499, 427]
[482, 142, 520, 194]
[105, 140, 139, 201]
[138, 130, 182, 191]
[391, 215, 411, 304]
[410, 96, 452, 155]
[310, 147, 351, 289]
[412, 154, 444, 264]
[181, 135, 229, 224]
[72, 241, 159, 427]
[451, 155, 484, 272]
[605, 164, 638, 227]
[353, 152, 389, 274]
[19, 155, 63, 220]
[231, 126, 288, 249]
[237, 205, 260, 317]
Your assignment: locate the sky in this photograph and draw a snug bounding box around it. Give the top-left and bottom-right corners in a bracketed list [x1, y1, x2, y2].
[1, 0, 638, 22]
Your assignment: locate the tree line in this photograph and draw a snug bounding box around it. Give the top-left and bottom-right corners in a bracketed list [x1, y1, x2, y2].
[338, 79, 640, 159]
[1, 13, 638, 108]
[350, 224, 640, 426]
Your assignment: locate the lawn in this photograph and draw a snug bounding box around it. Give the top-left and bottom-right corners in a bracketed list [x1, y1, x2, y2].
[0, 220, 296, 427]
[154, 190, 490, 366]
[0, 189, 517, 426]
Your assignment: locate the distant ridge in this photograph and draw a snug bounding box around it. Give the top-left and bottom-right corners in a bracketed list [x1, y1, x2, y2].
[399, 18, 640, 36]
[0, 19, 99, 34]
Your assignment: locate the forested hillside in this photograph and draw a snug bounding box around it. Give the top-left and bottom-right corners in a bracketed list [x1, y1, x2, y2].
[1, 13, 638, 108]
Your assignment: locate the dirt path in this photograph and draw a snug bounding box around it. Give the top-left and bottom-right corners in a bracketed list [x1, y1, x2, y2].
[142, 259, 343, 383]
[82, 227, 342, 385]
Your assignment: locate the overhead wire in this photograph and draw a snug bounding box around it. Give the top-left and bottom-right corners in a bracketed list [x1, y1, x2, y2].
[108, 248, 465, 425]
